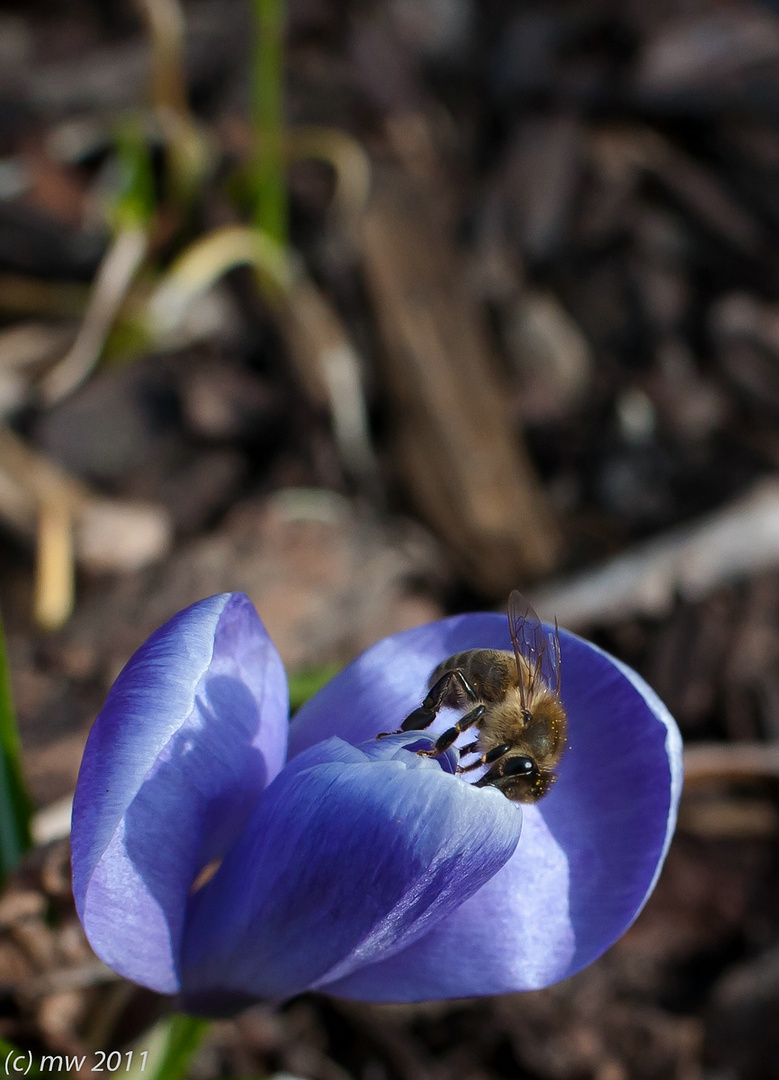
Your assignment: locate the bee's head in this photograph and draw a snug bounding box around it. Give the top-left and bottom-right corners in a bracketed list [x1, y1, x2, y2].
[475, 754, 555, 803]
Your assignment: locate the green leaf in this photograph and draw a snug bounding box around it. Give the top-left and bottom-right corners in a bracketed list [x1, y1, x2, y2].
[288, 663, 341, 713]
[0, 610, 33, 880]
[112, 119, 157, 231]
[128, 1014, 209, 1080]
[0, 1038, 40, 1076]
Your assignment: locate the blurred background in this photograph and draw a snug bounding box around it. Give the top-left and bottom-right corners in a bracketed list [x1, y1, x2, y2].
[1, 0, 779, 1077]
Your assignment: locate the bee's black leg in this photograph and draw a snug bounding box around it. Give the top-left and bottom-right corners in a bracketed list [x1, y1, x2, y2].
[403, 668, 478, 729]
[457, 741, 512, 773]
[459, 740, 480, 757]
[377, 668, 477, 738]
[416, 705, 486, 757]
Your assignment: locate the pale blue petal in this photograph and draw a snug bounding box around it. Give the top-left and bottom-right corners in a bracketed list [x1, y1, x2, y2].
[71, 593, 288, 993]
[180, 735, 522, 1010]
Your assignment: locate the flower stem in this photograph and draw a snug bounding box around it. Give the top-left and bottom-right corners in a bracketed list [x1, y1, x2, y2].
[132, 1015, 210, 1080]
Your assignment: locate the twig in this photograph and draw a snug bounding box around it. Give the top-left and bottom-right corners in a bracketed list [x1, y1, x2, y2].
[683, 742, 779, 788]
[530, 479, 779, 627]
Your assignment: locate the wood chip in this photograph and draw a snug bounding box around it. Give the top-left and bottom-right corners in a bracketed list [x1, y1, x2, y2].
[362, 169, 561, 594]
[500, 113, 583, 262]
[679, 795, 779, 839]
[636, 10, 779, 98]
[590, 127, 763, 253]
[0, 890, 46, 929]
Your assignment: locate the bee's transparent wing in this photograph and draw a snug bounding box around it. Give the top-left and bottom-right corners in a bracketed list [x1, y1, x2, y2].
[507, 590, 561, 698]
[546, 618, 562, 695]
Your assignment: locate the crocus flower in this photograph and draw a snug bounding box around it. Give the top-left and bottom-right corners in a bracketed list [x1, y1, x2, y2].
[71, 592, 682, 1013]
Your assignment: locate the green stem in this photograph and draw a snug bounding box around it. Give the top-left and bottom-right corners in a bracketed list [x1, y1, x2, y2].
[128, 1014, 209, 1080]
[149, 1015, 210, 1080]
[251, 0, 287, 247]
[0, 610, 33, 879]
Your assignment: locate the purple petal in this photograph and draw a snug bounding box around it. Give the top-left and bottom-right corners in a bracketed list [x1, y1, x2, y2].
[321, 804, 571, 999]
[179, 735, 522, 1010]
[293, 617, 682, 1000]
[71, 593, 288, 993]
[287, 618, 480, 756]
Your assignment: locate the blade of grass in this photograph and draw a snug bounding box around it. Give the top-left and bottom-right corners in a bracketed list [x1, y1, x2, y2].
[137, 0, 188, 118]
[251, 0, 287, 247]
[128, 1014, 209, 1080]
[137, 0, 211, 210]
[150, 1015, 209, 1080]
[0, 609, 32, 879]
[144, 224, 292, 343]
[40, 120, 152, 406]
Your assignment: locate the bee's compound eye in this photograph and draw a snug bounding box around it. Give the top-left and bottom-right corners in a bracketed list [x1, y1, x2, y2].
[502, 755, 536, 778]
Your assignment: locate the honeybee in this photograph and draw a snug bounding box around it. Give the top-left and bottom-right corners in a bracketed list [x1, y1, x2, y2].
[387, 591, 567, 802]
